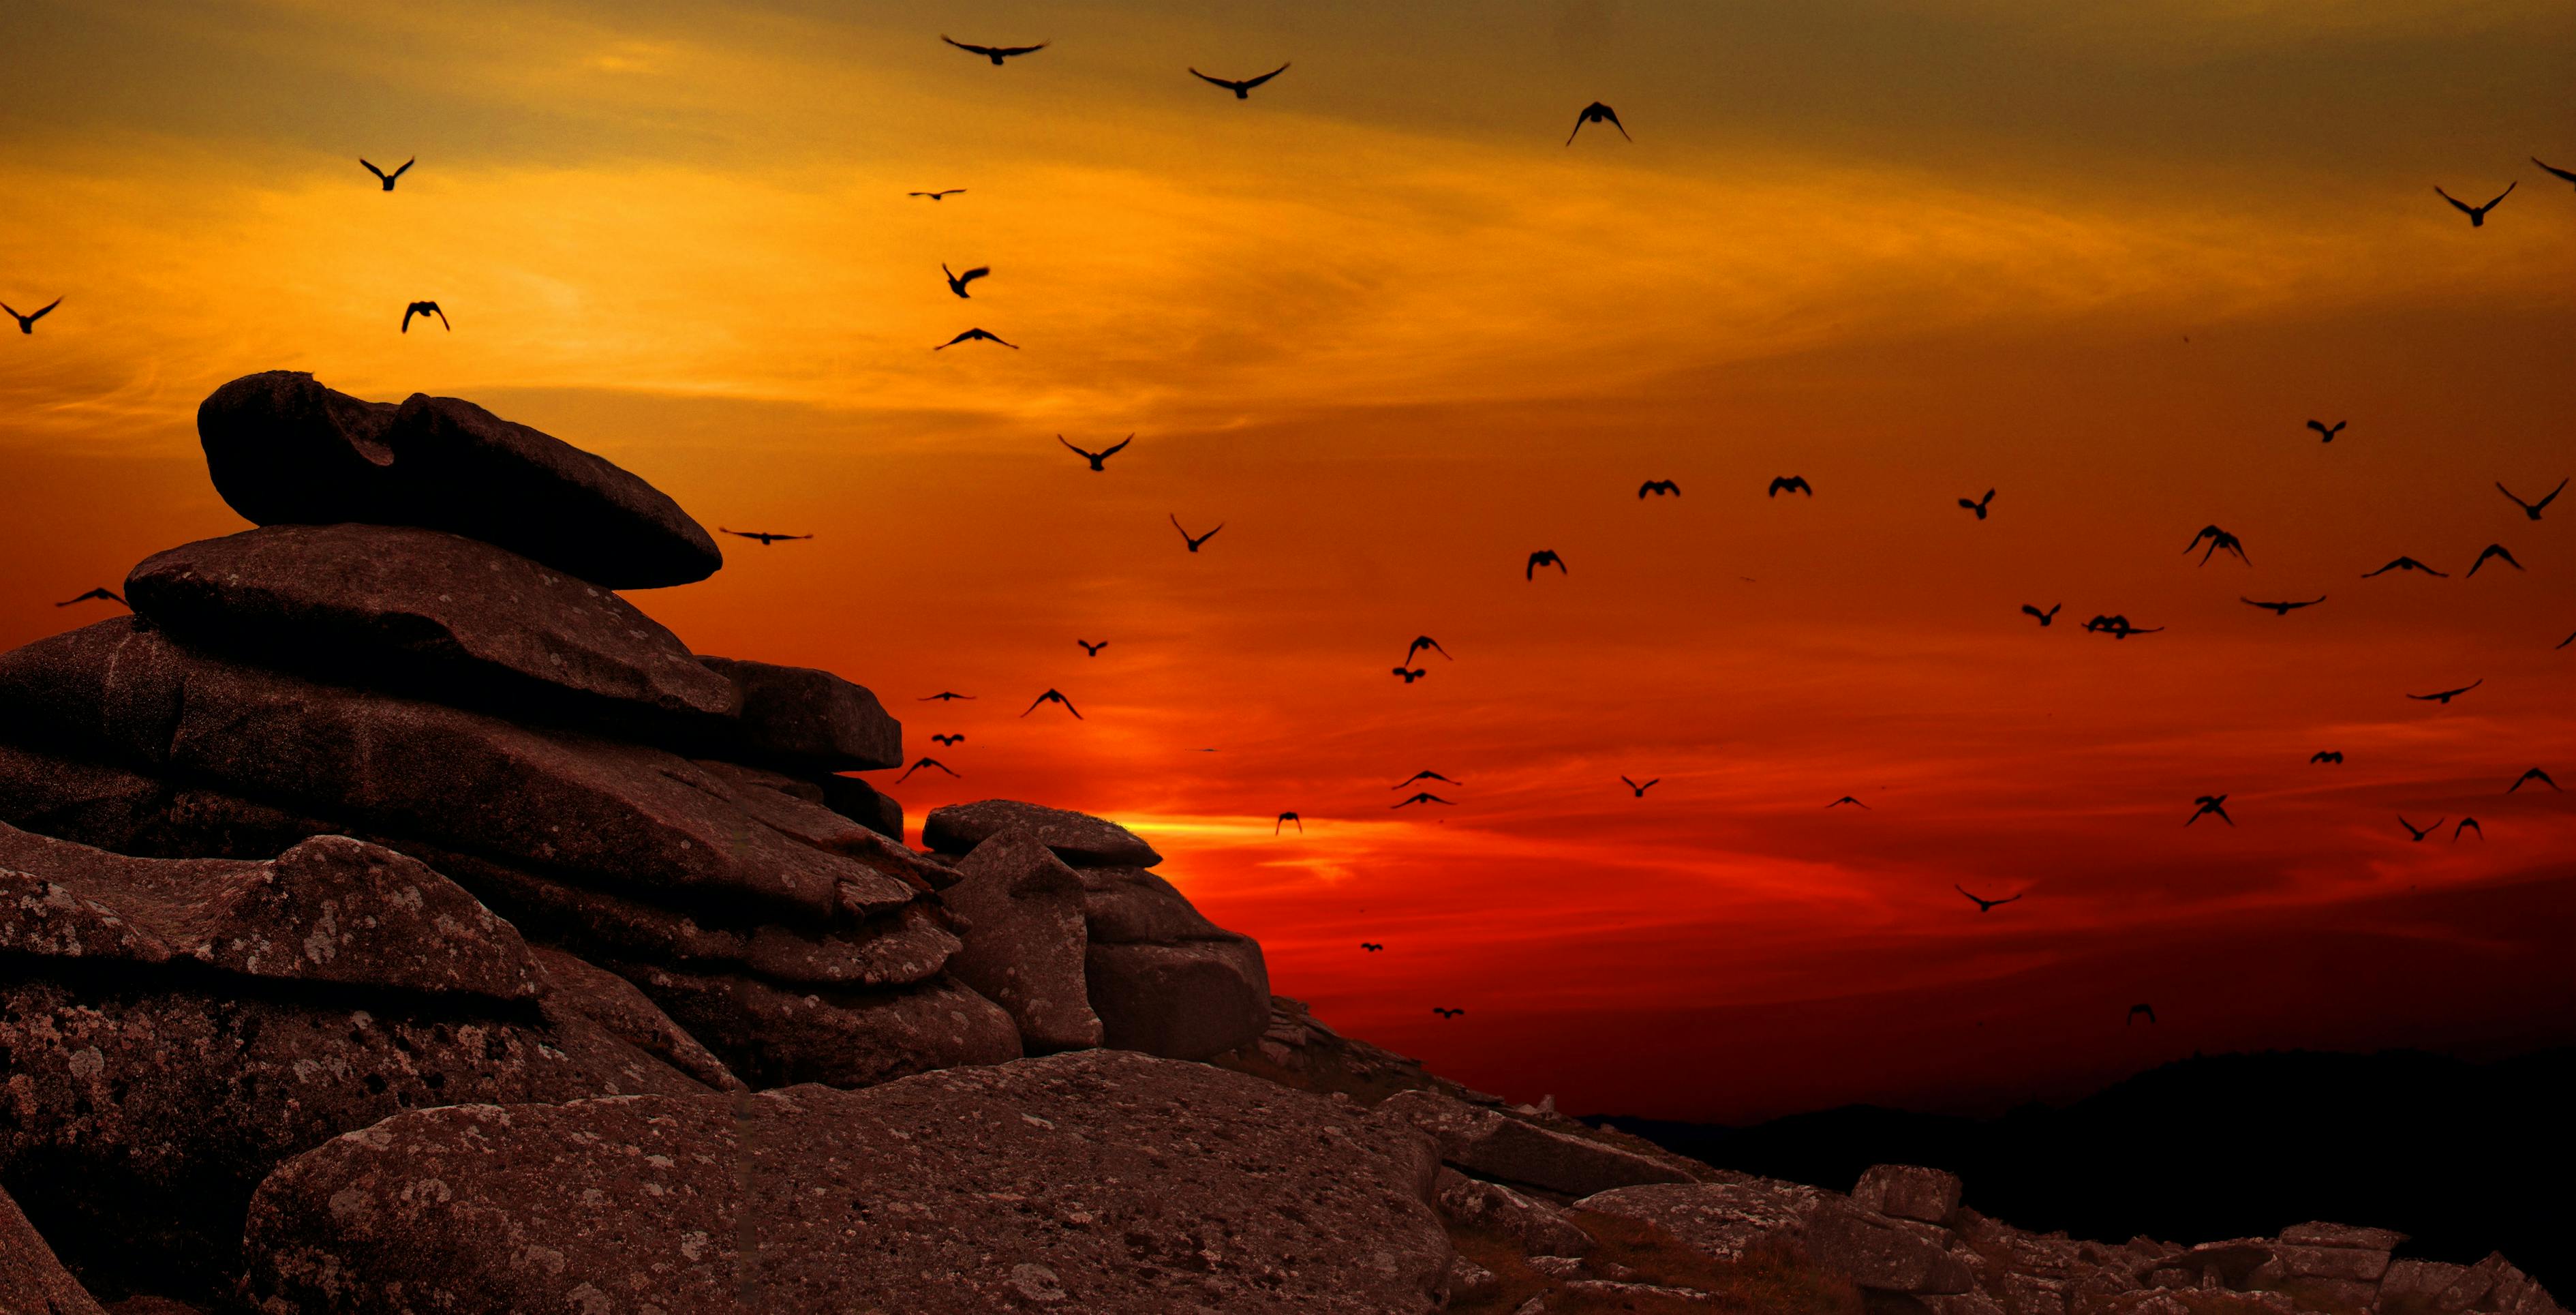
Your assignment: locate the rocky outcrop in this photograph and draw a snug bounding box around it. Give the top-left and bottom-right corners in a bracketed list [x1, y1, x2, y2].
[941, 834, 1103, 1052]
[925, 798, 1164, 866]
[1077, 864, 1268, 1059]
[240, 1050, 1454, 1314]
[694, 655, 902, 772]
[1578, 1178, 1832, 1260]
[1, 1182, 106, 1315]
[1379, 1087, 1697, 1198]
[1436, 1168, 1597, 1258]
[196, 371, 721, 588]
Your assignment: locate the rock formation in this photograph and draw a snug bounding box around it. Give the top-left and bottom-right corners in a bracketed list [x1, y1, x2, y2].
[0, 374, 2558, 1313]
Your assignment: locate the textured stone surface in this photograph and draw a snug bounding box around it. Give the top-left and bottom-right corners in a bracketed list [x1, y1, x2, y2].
[1574, 1179, 1831, 1260]
[814, 772, 903, 839]
[196, 371, 720, 589]
[1856, 1164, 1963, 1224]
[2278, 1222, 2406, 1251]
[241, 1050, 1453, 1314]
[696, 656, 902, 772]
[1437, 1168, 1596, 1257]
[942, 834, 1102, 1053]
[126, 524, 738, 720]
[0, 822, 536, 1000]
[527, 945, 743, 1092]
[1379, 1089, 1694, 1197]
[924, 799, 1162, 867]
[1086, 937, 1270, 1061]
[1080, 864, 1229, 943]
[0, 977, 707, 1299]
[1, 1182, 106, 1315]
[609, 961, 1022, 1089]
[0, 620, 919, 922]
[1805, 1201, 1974, 1294]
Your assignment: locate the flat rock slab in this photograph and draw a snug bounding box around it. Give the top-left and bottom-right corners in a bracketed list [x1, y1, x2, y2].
[0, 976, 707, 1300]
[1855, 1164, 1963, 1224]
[1437, 1168, 1595, 1257]
[1379, 1089, 1694, 1198]
[1087, 936, 1270, 1061]
[2278, 1222, 2407, 1251]
[1576, 1180, 1830, 1260]
[944, 834, 1103, 1053]
[0, 822, 537, 999]
[696, 656, 902, 772]
[1, 1183, 106, 1315]
[243, 1049, 1454, 1314]
[0, 620, 920, 924]
[925, 799, 1162, 867]
[197, 372, 720, 589]
[127, 525, 739, 719]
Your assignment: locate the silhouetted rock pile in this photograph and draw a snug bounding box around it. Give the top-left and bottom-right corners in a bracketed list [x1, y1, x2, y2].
[0, 374, 2556, 1312]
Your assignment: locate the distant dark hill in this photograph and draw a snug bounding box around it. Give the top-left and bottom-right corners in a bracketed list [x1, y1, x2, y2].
[1593, 1047, 2573, 1291]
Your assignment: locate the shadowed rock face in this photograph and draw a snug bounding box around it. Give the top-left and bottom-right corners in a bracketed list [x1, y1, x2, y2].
[126, 524, 741, 721]
[0, 1183, 105, 1315]
[924, 799, 1163, 867]
[241, 1050, 1455, 1315]
[602, 961, 1023, 1089]
[695, 656, 903, 772]
[196, 372, 722, 589]
[942, 834, 1103, 1053]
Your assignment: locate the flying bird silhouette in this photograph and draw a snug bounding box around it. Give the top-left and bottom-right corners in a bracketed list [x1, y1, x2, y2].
[2128, 1003, 2156, 1026]
[1392, 792, 1454, 809]
[2468, 545, 2523, 577]
[1828, 796, 1869, 809]
[1392, 667, 1428, 683]
[937, 328, 1017, 350]
[2083, 614, 2162, 638]
[2310, 751, 2344, 764]
[2408, 679, 2483, 705]
[1391, 771, 1459, 789]
[1402, 636, 1452, 664]
[2399, 815, 2440, 842]
[1077, 640, 1107, 656]
[930, 734, 964, 746]
[942, 263, 990, 298]
[1954, 884, 2021, 913]
[1566, 101, 1629, 145]
[2185, 525, 2250, 566]
[1621, 776, 1659, 798]
[2434, 182, 2515, 226]
[719, 528, 811, 545]
[2455, 817, 2483, 841]
[1432, 1007, 1465, 1018]
[1360, 942, 1383, 952]
[2363, 556, 2446, 578]
[2509, 767, 2559, 793]
[2306, 419, 2346, 442]
[1275, 811, 1301, 834]
[909, 189, 966, 200]
[1189, 63, 1289, 98]
[401, 301, 448, 333]
[895, 757, 960, 784]
[919, 692, 975, 702]
[2497, 479, 2565, 520]
[2560, 630, 2575, 651]
[55, 587, 125, 607]
[1638, 479, 1681, 499]
[2187, 794, 2233, 826]
[1171, 515, 1223, 552]
[1022, 689, 1082, 719]
[1767, 476, 1812, 498]
[360, 157, 413, 191]
[943, 35, 1047, 65]
[2021, 603, 2062, 627]
[1060, 435, 1131, 470]
[1525, 550, 1566, 579]
[2242, 596, 2325, 616]
[3, 298, 61, 335]
[1959, 489, 1996, 520]
[2536, 157, 2576, 188]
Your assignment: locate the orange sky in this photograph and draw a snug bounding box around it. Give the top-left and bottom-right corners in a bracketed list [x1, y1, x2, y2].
[2, 0, 2572, 1121]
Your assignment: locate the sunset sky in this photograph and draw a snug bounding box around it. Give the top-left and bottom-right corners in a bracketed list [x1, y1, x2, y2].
[2, 0, 2571, 1123]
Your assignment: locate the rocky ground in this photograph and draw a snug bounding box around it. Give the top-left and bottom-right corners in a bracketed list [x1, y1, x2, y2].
[0, 373, 2560, 1314]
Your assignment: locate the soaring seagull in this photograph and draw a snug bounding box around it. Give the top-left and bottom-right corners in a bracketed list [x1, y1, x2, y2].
[361, 157, 414, 190]
[1190, 63, 1289, 98]
[1567, 101, 1630, 145]
[943, 35, 1048, 65]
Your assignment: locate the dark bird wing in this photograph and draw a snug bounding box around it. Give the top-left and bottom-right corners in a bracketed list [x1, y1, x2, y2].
[431, 303, 449, 330]
[1061, 436, 1100, 460]
[942, 35, 994, 55]
[1243, 63, 1290, 88]
[1100, 435, 1132, 457]
[1189, 68, 1232, 88]
[2482, 181, 2517, 210]
[1599, 104, 1629, 140]
[2537, 157, 2576, 184]
[2538, 479, 2567, 510]
[390, 158, 413, 179]
[25, 297, 61, 322]
[2434, 185, 2476, 215]
[957, 266, 990, 286]
[361, 158, 386, 180]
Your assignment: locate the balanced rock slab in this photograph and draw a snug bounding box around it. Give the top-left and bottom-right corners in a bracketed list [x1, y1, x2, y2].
[942, 833, 1102, 1052]
[925, 799, 1163, 867]
[242, 1049, 1455, 1314]
[1086, 937, 1270, 1061]
[1377, 1088, 1693, 1197]
[0, 821, 537, 1000]
[127, 524, 739, 721]
[197, 372, 720, 589]
[695, 656, 902, 772]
